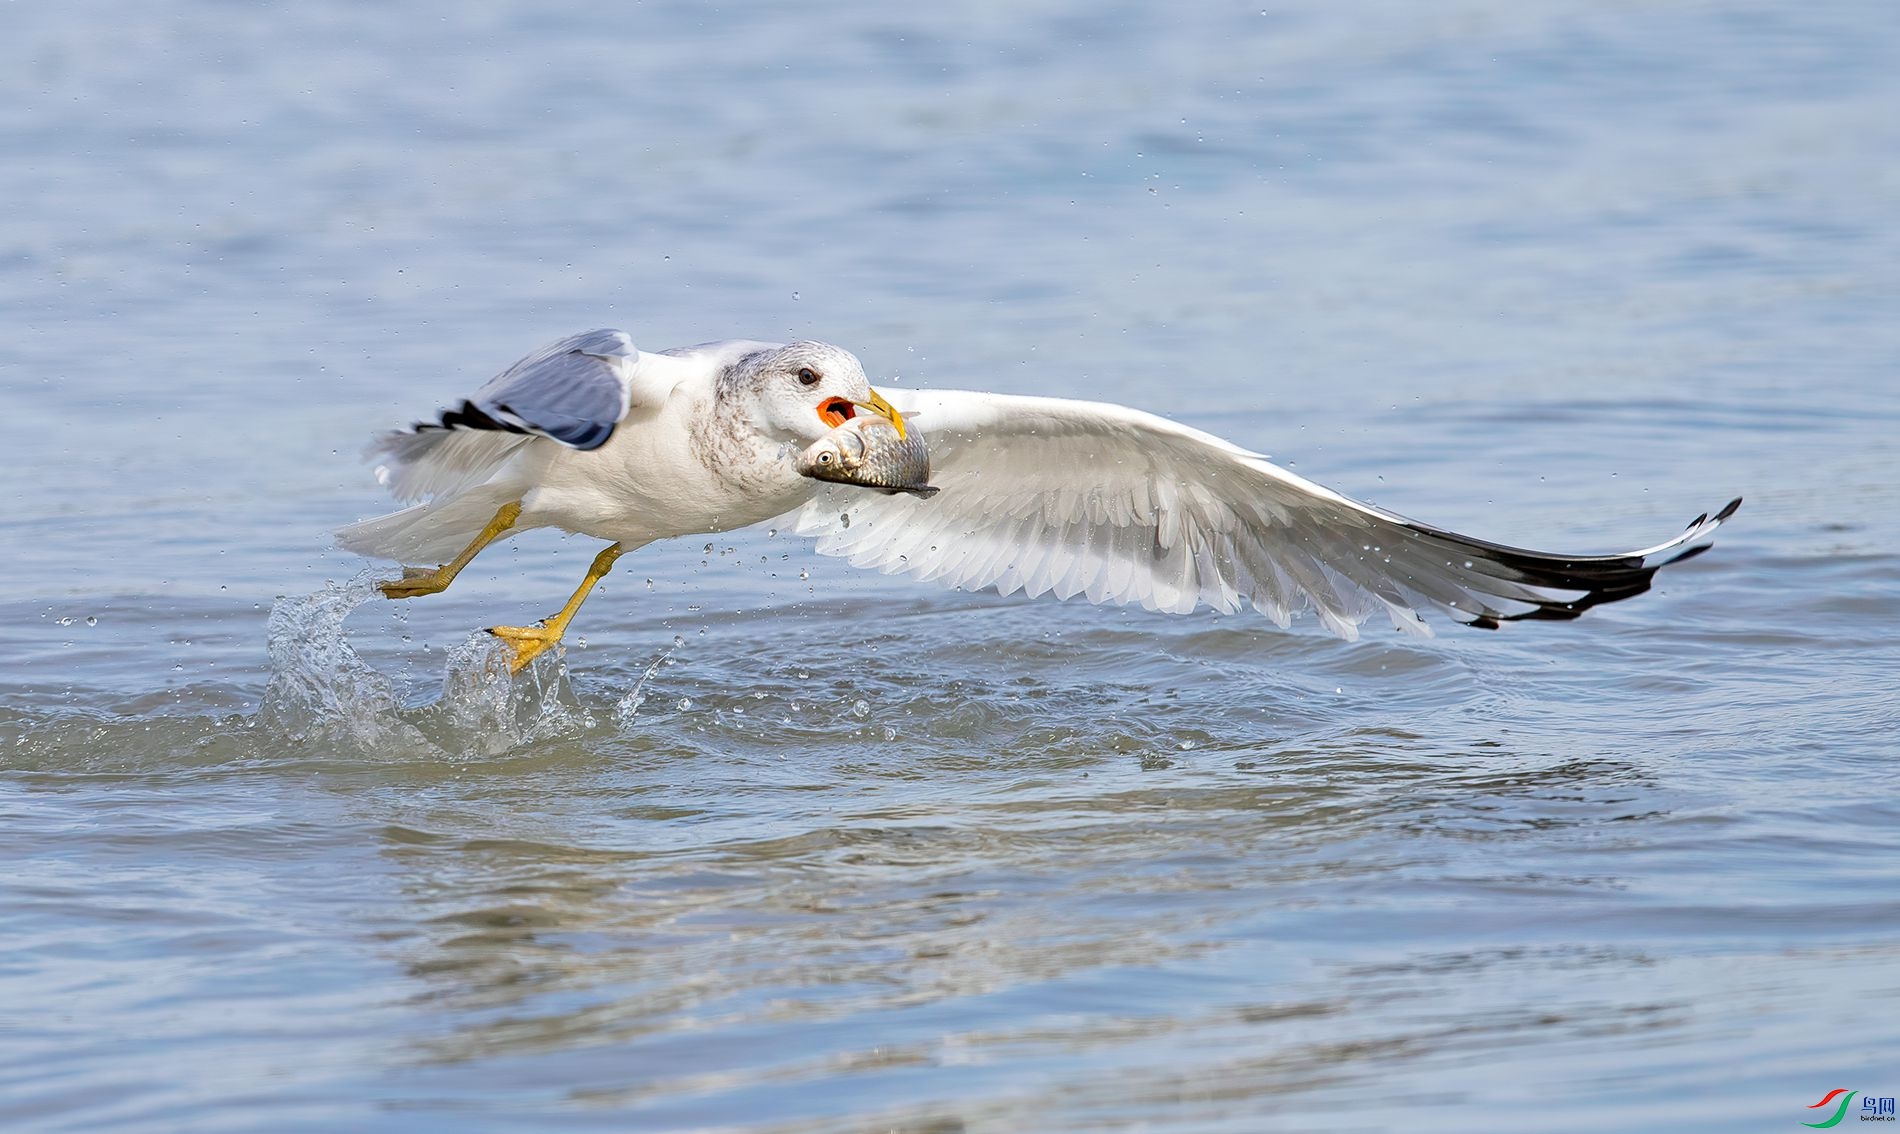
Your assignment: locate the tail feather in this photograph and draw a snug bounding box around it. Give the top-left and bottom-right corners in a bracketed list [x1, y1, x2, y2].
[368, 426, 532, 503]
[337, 487, 519, 563]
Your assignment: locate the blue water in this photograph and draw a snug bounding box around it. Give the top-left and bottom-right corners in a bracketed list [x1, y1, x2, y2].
[3, 2, 1898, 1131]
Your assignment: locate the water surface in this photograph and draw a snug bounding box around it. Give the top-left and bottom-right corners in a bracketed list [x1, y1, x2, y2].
[3, 2, 1898, 1131]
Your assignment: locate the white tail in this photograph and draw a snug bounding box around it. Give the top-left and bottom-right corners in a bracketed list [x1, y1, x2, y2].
[336, 487, 519, 563]
[369, 426, 532, 503]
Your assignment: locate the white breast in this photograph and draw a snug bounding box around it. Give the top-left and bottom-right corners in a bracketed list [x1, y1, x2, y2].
[518, 392, 817, 545]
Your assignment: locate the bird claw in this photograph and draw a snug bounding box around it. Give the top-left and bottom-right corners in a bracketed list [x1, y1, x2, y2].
[380, 565, 450, 600]
[488, 623, 561, 674]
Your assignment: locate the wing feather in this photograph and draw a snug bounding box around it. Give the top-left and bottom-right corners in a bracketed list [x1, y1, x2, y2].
[449, 328, 642, 450]
[363, 332, 784, 504]
[366, 329, 641, 501]
[792, 389, 1739, 638]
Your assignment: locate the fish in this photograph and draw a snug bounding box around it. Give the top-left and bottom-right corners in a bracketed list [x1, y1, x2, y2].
[795, 414, 939, 497]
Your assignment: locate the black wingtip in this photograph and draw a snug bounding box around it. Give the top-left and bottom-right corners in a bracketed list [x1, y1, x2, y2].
[424, 399, 530, 437]
[1410, 494, 1742, 633]
[1683, 496, 1744, 531]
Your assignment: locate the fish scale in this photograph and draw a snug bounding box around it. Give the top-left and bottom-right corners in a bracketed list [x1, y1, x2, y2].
[795, 416, 939, 497]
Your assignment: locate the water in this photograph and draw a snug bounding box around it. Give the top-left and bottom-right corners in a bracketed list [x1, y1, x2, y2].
[4, 2, 1898, 1130]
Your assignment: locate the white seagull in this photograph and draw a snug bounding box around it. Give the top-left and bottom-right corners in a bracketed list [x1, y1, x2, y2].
[339, 329, 1740, 672]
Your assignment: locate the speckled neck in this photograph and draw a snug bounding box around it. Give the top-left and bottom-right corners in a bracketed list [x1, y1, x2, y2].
[689, 378, 801, 500]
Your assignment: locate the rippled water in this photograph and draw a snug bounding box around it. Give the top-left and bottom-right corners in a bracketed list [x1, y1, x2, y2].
[4, 2, 1899, 1131]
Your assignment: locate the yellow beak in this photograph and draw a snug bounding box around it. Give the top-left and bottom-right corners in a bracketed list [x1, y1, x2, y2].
[856, 388, 908, 439]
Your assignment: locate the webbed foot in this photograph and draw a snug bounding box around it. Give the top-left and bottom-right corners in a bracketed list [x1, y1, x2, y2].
[488, 622, 563, 673]
[380, 565, 453, 600]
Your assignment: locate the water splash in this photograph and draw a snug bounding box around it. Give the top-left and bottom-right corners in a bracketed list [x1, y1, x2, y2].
[613, 636, 685, 727]
[259, 572, 424, 753]
[416, 633, 592, 757]
[258, 570, 587, 758]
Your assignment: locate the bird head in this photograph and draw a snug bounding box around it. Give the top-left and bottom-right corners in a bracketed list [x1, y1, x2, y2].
[728, 341, 907, 443]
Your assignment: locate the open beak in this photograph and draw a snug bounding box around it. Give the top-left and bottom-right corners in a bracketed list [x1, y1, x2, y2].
[817, 388, 909, 438]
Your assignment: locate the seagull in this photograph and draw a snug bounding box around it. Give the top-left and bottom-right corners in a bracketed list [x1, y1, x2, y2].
[339, 329, 1740, 672]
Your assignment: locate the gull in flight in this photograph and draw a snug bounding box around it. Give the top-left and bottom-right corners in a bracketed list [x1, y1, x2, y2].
[339, 329, 1740, 672]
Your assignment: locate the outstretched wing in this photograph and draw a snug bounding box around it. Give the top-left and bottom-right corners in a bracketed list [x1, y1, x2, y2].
[793, 389, 1739, 638]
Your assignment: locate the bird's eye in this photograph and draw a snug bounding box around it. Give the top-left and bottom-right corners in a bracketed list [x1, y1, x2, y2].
[797, 367, 821, 386]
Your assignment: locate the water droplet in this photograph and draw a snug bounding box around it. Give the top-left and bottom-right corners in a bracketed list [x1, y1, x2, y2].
[85, 616, 97, 626]
[767, 528, 778, 538]
[677, 697, 692, 711]
[673, 635, 685, 648]
[852, 699, 870, 718]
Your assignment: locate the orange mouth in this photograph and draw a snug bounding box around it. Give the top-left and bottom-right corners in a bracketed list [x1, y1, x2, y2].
[818, 397, 856, 428]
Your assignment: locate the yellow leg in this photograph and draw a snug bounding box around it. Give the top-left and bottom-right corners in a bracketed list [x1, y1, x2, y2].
[380, 501, 523, 600]
[488, 542, 624, 674]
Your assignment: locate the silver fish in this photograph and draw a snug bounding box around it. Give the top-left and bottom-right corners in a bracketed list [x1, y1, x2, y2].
[795, 415, 938, 497]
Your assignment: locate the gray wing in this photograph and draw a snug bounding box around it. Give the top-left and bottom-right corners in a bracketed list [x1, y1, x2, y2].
[455, 328, 640, 450]
[366, 329, 641, 502]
